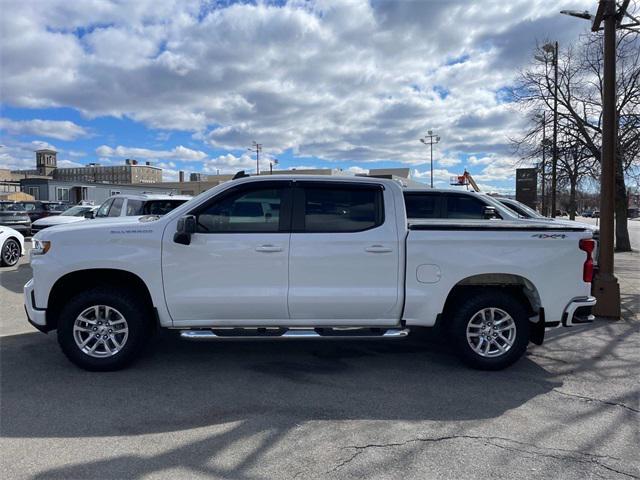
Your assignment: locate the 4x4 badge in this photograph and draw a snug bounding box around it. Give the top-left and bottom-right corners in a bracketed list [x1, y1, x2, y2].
[531, 233, 566, 239]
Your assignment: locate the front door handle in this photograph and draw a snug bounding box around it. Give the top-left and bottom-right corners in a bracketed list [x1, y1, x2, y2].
[255, 244, 283, 253]
[365, 245, 392, 253]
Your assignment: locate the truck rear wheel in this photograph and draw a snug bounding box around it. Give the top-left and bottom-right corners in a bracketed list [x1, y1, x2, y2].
[449, 290, 530, 370]
[57, 287, 150, 371]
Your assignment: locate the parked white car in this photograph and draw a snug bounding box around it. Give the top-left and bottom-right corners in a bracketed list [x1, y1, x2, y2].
[25, 176, 597, 371]
[31, 205, 99, 233]
[1, 226, 25, 267]
[92, 194, 192, 219]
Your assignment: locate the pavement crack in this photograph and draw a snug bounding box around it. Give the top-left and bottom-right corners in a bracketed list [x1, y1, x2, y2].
[329, 434, 637, 478]
[553, 389, 639, 413]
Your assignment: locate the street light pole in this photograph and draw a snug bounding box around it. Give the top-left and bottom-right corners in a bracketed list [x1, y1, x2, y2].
[552, 41, 559, 217]
[536, 112, 548, 216]
[420, 130, 441, 188]
[544, 41, 560, 218]
[247, 141, 262, 175]
[535, 43, 559, 216]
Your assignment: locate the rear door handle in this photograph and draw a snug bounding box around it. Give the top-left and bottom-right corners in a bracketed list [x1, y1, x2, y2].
[365, 245, 392, 253]
[255, 244, 283, 253]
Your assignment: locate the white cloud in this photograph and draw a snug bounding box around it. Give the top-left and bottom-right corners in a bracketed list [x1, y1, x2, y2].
[345, 166, 368, 175]
[0, 139, 58, 170]
[467, 155, 493, 166]
[437, 156, 462, 167]
[0, 118, 88, 141]
[202, 153, 256, 174]
[0, 0, 596, 190]
[96, 144, 207, 161]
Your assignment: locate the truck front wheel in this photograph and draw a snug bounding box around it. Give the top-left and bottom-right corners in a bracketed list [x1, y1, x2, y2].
[449, 290, 530, 370]
[57, 287, 150, 371]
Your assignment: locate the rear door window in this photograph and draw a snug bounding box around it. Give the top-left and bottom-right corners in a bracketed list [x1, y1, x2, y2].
[141, 200, 187, 215]
[108, 198, 124, 217]
[404, 193, 441, 219]
[445, 194, 487, 219]
[297, 184, 383, 233]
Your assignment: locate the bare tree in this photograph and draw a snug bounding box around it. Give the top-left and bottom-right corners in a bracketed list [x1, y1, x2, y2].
[556, 139, 597, 220]
[512, 29, 640, 251]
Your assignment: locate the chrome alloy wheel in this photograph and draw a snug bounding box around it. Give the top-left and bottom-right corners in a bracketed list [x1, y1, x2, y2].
[73, 305, 129, 358]
[466, 307, 516, 358]
[2, 240, 20, 266]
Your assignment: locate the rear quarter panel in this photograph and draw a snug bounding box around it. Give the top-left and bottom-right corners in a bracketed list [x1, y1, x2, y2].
[404, 229, 592, 326]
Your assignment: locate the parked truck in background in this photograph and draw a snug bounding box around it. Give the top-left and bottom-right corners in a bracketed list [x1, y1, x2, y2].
[25, 176, 597, 371]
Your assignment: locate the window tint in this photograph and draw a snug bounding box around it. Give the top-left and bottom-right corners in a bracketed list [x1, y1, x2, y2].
[445, 195, 486, 219]
[21, 203, 36, 211]
[502, 202, 527, 217]
[196, 186, 284, 233]
[143, 200, 187, 215]
[404, 193, 440, 219]
[126, 199, 143, 216]
[0, 203, 24, 212]
[301, 185, 382, 232]
[108, 198, 124, 217]
[96, 199, 113, 218]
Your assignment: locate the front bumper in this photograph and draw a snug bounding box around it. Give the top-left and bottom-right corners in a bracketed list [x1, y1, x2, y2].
[562, 296, 597, 327]
[24, 279, 48, 332]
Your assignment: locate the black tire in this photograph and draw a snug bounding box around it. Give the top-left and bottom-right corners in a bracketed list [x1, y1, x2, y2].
[57, 287, 151, 371]
[1, 238, 21, 267]
[448, 290, 530, 370]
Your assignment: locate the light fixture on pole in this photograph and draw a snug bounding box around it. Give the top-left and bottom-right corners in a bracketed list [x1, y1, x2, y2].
[420, 130, 441, 188]
[559, 0, 639, 318]
[247, 141, 262, 175]
[270, 158, 278, 175]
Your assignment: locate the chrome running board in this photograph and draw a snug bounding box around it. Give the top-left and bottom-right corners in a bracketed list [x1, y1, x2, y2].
[179, 327, 410, 341]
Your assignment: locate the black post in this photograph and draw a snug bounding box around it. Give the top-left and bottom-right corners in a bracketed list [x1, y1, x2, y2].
[541, 112, 547, 216]
[430, 141, 434, 188]
[551, 41, 559, 218]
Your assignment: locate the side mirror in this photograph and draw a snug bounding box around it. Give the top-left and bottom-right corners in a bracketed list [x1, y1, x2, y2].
[483, 206, 500, 219]
[174, 215, 196, 245]
[84, 211, 95, 219]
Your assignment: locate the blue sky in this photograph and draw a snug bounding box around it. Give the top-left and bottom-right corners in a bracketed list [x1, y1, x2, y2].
[0, 0, 594, 191]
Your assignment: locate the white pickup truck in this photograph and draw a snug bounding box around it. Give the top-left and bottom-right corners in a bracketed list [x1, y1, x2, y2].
[25, 175, 597, 371]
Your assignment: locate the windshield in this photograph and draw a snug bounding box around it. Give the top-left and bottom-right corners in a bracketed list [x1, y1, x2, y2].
[0, 203, 25, 212]
[61, 206, 93, 217]
[44, 203, 67, 212]
[499, 199, 543, 218]
[479, 195, 520, 219]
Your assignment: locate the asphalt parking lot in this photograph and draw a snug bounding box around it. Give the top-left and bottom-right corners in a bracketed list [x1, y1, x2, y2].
[1, 221, 638, 480]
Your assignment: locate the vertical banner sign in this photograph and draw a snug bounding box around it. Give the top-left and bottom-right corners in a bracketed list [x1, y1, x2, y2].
[515, 168, 538, 209]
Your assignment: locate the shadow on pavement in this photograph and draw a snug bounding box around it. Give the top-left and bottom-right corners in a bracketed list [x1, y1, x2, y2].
[0, 261, 32, 294]
[1, 328, 559, 443]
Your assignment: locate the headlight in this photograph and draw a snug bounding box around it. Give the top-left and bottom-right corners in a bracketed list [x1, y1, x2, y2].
[31, 239, 51, 255]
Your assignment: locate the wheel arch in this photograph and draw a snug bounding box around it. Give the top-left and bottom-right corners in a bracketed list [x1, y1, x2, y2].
[440, 273, 542, 324]
[1, 235, 22, 263]
[47, 268, 156, 331]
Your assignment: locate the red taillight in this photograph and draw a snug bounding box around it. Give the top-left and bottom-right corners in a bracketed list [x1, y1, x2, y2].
[579, 238, 595, 283]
